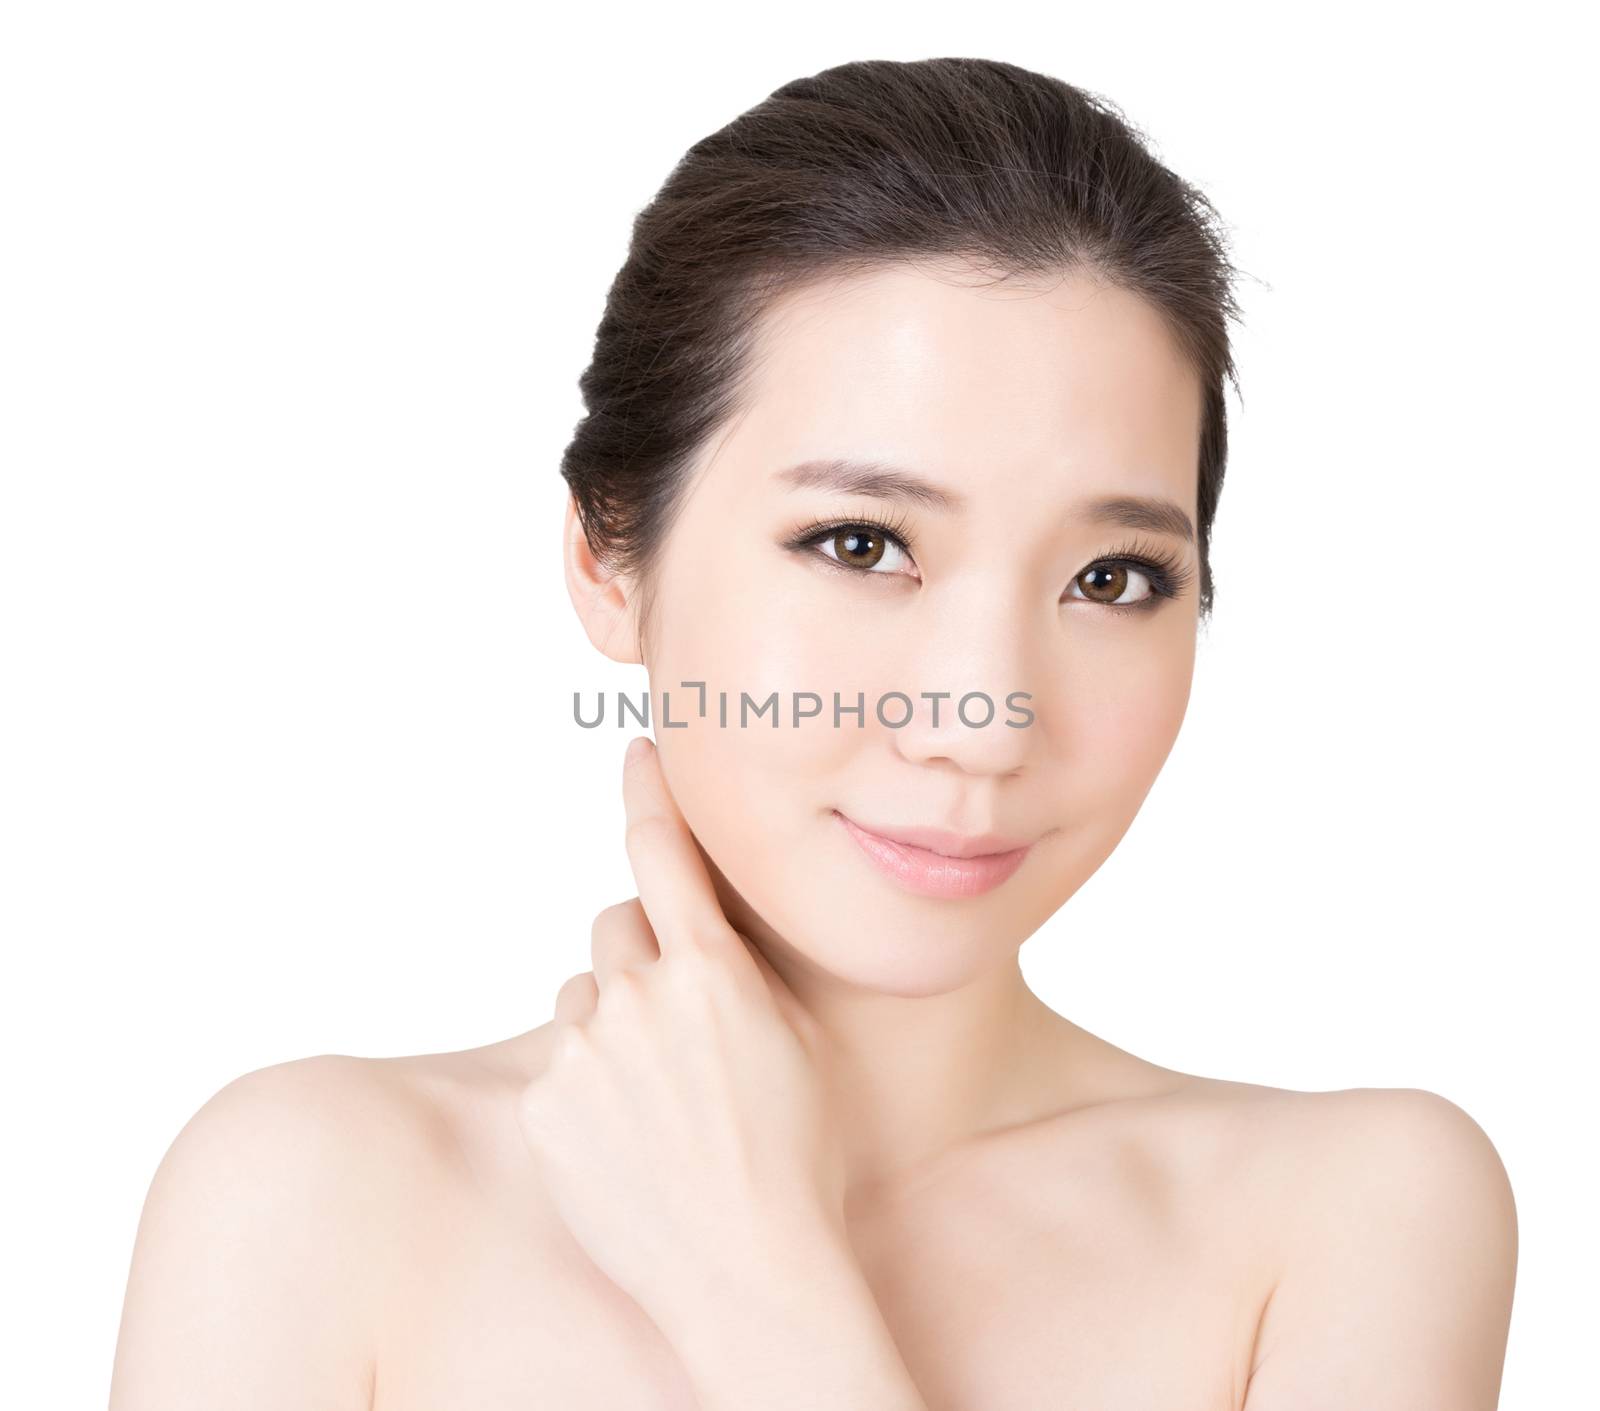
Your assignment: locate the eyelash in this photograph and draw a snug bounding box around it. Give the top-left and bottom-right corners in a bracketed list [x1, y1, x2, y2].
[781, 515, 1195, 614]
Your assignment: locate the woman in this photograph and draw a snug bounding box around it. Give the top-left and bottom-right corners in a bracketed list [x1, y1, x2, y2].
[109, 57, 1517, 1410]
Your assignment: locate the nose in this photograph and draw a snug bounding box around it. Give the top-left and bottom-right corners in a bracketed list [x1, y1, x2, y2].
[890, 691, 1033, 776]
[887, 588, 1039, 777]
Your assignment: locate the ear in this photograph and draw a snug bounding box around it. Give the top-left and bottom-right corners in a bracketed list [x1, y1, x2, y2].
[563, 492, 644, 665]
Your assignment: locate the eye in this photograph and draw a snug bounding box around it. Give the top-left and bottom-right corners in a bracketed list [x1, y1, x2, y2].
[1067, 561, 1157, 608]
[817, 525, 912, 574]
[787, 519, 918, 578]
[1063, 540, 1195, 614]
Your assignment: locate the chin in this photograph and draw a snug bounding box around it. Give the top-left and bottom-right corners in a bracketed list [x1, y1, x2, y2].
[752, 863, 1043, 998]
[777, 913, 1007, 997]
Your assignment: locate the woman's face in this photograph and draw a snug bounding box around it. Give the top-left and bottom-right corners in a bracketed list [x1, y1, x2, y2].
[617, 261, 1201, 997]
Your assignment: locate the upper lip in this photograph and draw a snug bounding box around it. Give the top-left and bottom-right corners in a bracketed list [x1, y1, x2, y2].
[836, 811, 1035, 859]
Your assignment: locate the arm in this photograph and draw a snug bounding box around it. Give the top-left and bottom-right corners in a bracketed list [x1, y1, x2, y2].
[109, 1056, 395, 1411]
[655, 1209, 929, 1411]
[1242, 1087, 1518, 1411]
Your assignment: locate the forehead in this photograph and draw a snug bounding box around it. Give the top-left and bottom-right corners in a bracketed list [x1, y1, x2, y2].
[718, 261, 1202, 509]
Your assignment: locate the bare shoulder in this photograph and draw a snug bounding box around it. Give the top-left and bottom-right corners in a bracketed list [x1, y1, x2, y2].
[1214, 1082, 1517, 1248]
[111, 1052, 474, 1411]
[1150, 1076, 1517, 1264]
[192, 1050, 457, 1141]
[147, 1051, 470, 1207]
[1128, 1071, 1512, 1189]
[1270, 1082, 1513, 1183]
[1200, 1082, 1518, 1411]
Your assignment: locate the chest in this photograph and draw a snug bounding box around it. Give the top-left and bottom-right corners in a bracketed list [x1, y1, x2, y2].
[371, 1163, 1260, 1411]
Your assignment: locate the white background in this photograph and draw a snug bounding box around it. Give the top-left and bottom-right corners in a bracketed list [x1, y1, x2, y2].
[2, 3, 1594, 1404]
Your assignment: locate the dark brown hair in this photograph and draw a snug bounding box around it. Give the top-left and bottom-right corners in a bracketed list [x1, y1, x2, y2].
[559, 57, 1242, 652]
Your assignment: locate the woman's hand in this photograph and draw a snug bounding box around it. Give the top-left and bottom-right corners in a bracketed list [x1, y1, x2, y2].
[518, 734, 848, 1328]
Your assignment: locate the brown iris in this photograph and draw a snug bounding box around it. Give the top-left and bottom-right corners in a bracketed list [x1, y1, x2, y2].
[831, 528, 888, 570]
[1075, 564, 1129, 603]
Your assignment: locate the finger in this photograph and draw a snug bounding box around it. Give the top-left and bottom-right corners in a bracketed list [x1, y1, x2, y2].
[621, 735, 736, 958]
[590, 897, 661, 986]
[552, 969, 598, 1024]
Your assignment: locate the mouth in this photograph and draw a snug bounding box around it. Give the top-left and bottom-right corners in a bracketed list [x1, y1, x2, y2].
[832, 810, 1033, 899]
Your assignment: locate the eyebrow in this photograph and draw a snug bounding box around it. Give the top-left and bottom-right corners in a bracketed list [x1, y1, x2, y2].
[774, 457, 1196, 544]
[777, 457, 961, 511]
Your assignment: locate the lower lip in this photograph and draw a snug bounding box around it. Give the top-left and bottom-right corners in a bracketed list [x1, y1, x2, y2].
[833, 811, 1031, 899]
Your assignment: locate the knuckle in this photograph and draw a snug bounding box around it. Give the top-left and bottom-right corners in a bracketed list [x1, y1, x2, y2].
[552, 971, 597, 1019]
[556, 969, 595, 999]
[591, 900, 654, 967]
[591, 898, 642, 934]
[550, 1022, 590, 1066]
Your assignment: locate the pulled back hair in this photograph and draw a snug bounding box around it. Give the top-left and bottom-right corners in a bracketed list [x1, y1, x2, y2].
[559, 57, 1242, 653]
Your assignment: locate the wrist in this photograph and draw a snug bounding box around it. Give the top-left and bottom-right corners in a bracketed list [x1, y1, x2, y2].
[666, 1202, 855, 1334]
[658, 1213, 926, 1411]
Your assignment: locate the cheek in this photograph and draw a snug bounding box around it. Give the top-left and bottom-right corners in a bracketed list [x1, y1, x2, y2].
[642, 557, 846, 875]
[1071, 623, 1196, 810]
[652, 540, 836, 690]
[652, 554, 890, 771]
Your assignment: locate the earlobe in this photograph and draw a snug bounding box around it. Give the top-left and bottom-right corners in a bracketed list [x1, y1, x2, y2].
[562, 494, 643, 665]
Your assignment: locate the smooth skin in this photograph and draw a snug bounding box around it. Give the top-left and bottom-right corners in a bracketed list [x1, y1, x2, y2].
[109, 260, 1517, 1410]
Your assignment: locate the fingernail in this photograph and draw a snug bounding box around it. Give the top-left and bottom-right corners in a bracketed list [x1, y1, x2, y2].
[625, 735, 651, 766]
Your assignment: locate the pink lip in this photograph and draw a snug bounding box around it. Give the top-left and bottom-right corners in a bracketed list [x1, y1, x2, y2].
[833, 811, 1033, 899]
